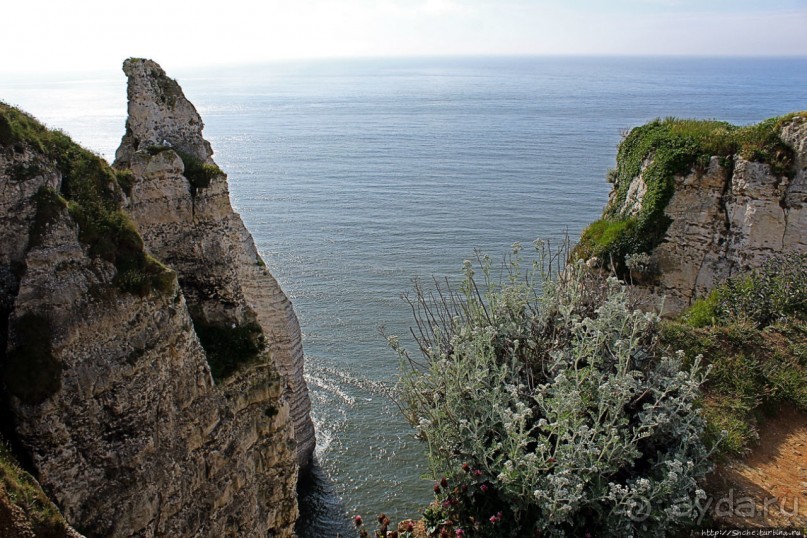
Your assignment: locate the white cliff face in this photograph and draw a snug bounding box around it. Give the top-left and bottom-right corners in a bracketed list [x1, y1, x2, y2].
[114, 58, 315, 468]
[777, 117, 807, 253]
[1, 79, 305, 535]
[623, 116, 807, 314]
[8, 206, 299, 537]
[115, 60, 213, 164]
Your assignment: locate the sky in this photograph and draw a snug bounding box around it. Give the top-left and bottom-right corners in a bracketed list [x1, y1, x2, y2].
[2, 0, 806, 75]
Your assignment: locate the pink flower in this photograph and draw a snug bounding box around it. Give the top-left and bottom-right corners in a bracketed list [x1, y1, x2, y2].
[455, 529, 465, 537]
[406, 522, 415, 532]
[434, 483, 441, 494]
[441, 476, 449, 488]
[480, 484, 488, 493]
[353, 515, 363, 527]
[473, 469, 482, 477]
[462, 463, 470, 472]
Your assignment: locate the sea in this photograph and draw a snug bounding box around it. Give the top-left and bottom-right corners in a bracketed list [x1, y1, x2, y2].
[1, 56, 806, 536]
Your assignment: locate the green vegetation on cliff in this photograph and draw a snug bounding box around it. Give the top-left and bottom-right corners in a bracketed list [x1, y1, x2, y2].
[0, 102, 174, 296]
[372, 245, 805, 536]
[389, 243, 712, 536]
[661, 254, 807, 457]
[0, 436, 68, 538]
[192, 319, 265, 380]
[146, 145, 222, 197]
[575, 114, 802, 276]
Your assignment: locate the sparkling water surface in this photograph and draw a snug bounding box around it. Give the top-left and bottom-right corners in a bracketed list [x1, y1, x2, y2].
[2, 56, 806, 537]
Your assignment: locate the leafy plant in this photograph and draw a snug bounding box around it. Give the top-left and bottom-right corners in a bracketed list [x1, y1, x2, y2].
[145, 145, 222, 197]
[175, 149, 222, 196]
[390, 242, 712, 536]
[29, 187, 68, 248]
[192, 319, 265, 380]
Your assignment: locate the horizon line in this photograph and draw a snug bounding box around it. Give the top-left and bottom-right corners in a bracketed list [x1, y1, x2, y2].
[3, 53, 807, 78]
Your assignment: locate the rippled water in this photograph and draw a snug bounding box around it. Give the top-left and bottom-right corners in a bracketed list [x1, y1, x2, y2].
[3, 56, 806, 536]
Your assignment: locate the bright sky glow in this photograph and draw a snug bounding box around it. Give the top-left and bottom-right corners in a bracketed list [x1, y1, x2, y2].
[2, 0, 806, 75]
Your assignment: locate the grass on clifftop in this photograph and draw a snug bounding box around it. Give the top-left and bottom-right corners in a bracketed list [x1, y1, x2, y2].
[576, 113, 803, 276]
[0, 102, 173, 296]
[0, 436, 68, 538]
[661, 254, 807, 458]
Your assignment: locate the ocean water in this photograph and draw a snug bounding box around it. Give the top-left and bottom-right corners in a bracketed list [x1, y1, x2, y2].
[2, 56, 806, 536]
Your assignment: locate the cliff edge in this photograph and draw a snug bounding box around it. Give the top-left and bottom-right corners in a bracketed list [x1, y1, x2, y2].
[0, 58, 312, 537]
[113, 58, 315, 469]
[577, 113, 807, 314]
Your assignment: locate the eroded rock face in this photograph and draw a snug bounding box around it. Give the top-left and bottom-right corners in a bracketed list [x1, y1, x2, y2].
[618, 116, 807, 314]
[115, 60, 213, 164]
[113, 58, 315, 468]
[1, 79, 304, 535]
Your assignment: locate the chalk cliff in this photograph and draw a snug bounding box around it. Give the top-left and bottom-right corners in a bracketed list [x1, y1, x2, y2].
[113, 58, 315, 469]
[0, 58, 312, 537]
[578, 113, 807, 314]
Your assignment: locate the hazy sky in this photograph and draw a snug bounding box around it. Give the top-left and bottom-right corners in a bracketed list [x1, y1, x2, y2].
[2, 0, 806, 75]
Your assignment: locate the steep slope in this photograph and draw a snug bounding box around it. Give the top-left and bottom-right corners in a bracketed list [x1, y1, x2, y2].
[112, 58, 315, 467]
[0, 97, 300, 535]
[1, 434, 85, 538]
[577, 113, 807, 314]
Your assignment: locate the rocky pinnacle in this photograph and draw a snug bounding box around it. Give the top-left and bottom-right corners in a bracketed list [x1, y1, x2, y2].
[114, 58, 316, 468]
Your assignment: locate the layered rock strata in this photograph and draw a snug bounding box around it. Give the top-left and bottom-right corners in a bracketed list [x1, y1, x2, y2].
[601, 115, 807, 314]
[0, 60, 308, 536]
[113, 58, 315, 467]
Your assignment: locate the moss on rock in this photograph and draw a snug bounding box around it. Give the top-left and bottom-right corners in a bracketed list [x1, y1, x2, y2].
[192, 318, 265, 380]
[576, 113, 804, 276]
[0, 102, 174, 297]
[0, 435, 68, 538]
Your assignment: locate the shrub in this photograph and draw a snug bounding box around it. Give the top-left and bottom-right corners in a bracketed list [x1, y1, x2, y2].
[115, 168, 135, 197]
[663, 254, 807, 457]
[175, 150, 222, 196]
[682, 254, 806, 330]
[660, 321, 807, 458]
[390, 242, 712, 536]
[145, 146, 222, 197]
[192, 319, 265, 380]
[29, 187, 68, 248]
[680, 290, 720, 329]
[714, 254, 806, 328]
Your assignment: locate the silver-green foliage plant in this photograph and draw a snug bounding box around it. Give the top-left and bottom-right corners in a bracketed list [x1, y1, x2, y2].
[391, 241, 712, 537]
